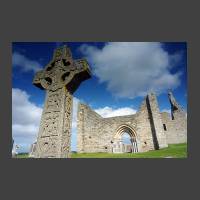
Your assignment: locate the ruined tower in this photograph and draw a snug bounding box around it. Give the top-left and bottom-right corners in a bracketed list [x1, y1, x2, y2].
[32, 45, 91, 158]
[168, 91, 186, 120]
[146, 92, 168, 149]
[165, 91, 187, 144]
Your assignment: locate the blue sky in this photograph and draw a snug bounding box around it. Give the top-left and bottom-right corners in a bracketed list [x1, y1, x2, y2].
[12, 42, 187, 153]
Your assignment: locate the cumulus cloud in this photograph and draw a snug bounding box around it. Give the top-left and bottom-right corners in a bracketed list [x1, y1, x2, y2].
[12, 52, 42, 72]
[71, 97, 80, 129]
[12, 88, 43, 127]
[12, 88, 80, 152]
[122, 133, 132, 144]
[12, 88, 43, 152]
[95, 106, 137, 118]
[161, 109, 171, 114]
[79, 42, 182, 99]
[71, 97, 80, 151]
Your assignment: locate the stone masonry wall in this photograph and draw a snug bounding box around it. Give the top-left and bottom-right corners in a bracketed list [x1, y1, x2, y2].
[77, 95, 162, 153]
[77, 103, 103, 153]
[161, 110, 187, 144]
[77, 92, 187, 153]
[134, 99, 155, 152]
[146, 93, 168, 149]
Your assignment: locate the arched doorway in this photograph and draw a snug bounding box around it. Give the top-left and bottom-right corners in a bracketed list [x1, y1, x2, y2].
[112, 125, 138, 153]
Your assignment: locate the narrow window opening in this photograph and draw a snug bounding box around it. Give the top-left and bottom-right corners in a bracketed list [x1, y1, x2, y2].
[163, 124, 167, 131]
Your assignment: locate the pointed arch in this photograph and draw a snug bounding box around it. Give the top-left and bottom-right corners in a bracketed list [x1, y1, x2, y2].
[112, 124, 138, 153]
[114, 124, 137, 140]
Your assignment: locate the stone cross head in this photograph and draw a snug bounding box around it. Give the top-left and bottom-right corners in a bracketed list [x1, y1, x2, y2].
[33, 45, 91, 93]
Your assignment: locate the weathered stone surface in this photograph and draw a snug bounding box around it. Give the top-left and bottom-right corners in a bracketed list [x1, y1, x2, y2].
[32, 46, 91, 158]
[77, 92, 187, 153]
[161, 91, 187, 144]
[146, 93, 168, 149]
[29, 142, 37, 158]
[31, 45, 186, 156]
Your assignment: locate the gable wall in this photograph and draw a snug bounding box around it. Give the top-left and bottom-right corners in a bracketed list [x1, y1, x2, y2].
[77, 98, 157, 153]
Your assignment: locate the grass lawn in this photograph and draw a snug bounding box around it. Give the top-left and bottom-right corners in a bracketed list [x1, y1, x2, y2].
[15, 153, 29, 158]
[15, 143, 187, 158]
[72, 143, 187, 158]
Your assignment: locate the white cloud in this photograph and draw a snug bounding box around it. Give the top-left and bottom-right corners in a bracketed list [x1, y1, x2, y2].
[12, 88, 43, 152]
[79, 42, 182, 99]
[95, 106, 137, 118]
[12, 124, 40, 137]
[161, 109, 171, 114]
[71, 97, 80, 129]
[12, 52, 42, 72]
[122, 133, 132, 144]
[71, 97, 80, 151]
[12, 88, 80, 152]
[12, 88, 42, 126]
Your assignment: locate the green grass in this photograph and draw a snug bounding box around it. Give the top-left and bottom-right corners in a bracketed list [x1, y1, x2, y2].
[15, 143, 187, 158]
[15, 153, 30, 158]
[71, 143, 187, 158]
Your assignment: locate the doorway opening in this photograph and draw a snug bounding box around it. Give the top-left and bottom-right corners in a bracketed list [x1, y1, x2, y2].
[112, 125, 138, 153]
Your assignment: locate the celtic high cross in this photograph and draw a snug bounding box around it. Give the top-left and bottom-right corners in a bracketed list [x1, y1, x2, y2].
[33, 45, 91, 158]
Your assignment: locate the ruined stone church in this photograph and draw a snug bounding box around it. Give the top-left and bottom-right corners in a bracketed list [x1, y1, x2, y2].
[77, 91, 187, 153]
[30, 45, 187, 158]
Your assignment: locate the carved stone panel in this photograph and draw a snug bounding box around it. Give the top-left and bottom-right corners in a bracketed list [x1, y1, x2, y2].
[33, 46, 91, 158]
